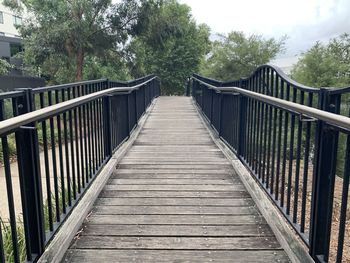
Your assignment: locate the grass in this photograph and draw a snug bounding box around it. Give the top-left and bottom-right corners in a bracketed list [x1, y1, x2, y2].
[0, 217, 26, 263]
[0, 181, 76, 262]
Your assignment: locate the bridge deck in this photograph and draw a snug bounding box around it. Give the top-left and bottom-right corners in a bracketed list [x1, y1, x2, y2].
[63, 97, 290, 262]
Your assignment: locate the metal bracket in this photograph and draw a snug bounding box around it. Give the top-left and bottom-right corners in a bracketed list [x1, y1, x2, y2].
[299, 114, 317, 122]
[19, 126, 37, 130]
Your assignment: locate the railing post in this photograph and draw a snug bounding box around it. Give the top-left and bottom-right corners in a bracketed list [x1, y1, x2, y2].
[237, 95, 248, 156]
[310, 88, 341, 262]
[15, 88, 45, 260]
[103, 95, 112, 157]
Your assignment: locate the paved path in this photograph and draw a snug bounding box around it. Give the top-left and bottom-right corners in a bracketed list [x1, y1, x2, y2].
[62, 97, 290, 262]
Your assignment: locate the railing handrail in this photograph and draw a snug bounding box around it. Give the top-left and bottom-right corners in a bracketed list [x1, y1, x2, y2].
[0, 76, 157, 136]
[0, 90, 25, 100]
[192, 76, 350, 131]
[194, 63, 321, 93]
[32, 78, 108, 93]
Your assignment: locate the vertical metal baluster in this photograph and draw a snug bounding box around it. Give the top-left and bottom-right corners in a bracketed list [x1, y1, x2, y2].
[78, 86, 86, 188]
[257, 71, 263, 177]
[265, 72, 273, 185]
[62, 90, 71, 207]
[262, 68, 271, 183]
[286, 88, 297, 215]
[68, 88, 76, 200]
[275, 76, 284, 201]
[48, 91, 60, 222]
[93, 84, 99, 169]
[293, 90, 305, 223]
[0, 101, 20, 263]
[281, 83, 290, 208]
[252, 75, 259, 173]
[73, 87, 81, 194]
[94, 84, 100, 166]
[86, 85, 94, 175]
[55, 90, 66, 214]
[261, 68, 272, 186]
[90, 84, 96, 173]
[300, 93, 313, 233]
[245, 96, 251, 161]
[0, 221, 4, 263]
[336, 123, 350, 262]
[248, 83, 255, 167]
[270, 74, 279, 194]
[95, 84, 101, 167]
[82, 88, 89, 183]
[40, 93, 53, 231]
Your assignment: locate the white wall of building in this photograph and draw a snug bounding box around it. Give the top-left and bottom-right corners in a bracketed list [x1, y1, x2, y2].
[0, 1, 21, 38]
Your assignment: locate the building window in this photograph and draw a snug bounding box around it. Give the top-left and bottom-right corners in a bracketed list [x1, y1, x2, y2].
[0, 12, 3, 24]
[13, 16, 22, 26]
[10, 43, 22, 57]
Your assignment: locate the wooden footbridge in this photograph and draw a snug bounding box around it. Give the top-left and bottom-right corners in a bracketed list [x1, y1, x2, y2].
[63, 97, 288, 262]
[1, 66, 350, 263]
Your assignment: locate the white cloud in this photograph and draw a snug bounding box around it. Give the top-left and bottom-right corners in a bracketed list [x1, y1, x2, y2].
[179, 0, 350, 57]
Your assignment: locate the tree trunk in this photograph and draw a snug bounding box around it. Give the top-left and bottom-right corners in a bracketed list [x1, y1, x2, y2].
[75, 48, 84, 81]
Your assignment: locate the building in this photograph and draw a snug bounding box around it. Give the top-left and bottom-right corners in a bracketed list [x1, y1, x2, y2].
[0, 1, 22, 62]
[0, 1, 45, 90]
[0, 1, 22, 38]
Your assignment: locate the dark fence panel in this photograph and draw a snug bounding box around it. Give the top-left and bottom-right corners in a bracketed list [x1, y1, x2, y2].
[190, 64, 350, 263]
[0, 75, 45, 92]
[0, 75, 160, 263]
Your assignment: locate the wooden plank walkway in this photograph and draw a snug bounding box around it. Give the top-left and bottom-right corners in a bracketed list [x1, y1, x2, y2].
[62, 97, 290, 262]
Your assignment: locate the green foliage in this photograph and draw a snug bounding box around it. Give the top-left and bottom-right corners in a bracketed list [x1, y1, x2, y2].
[291, 33, 350, 177]
[291, 33, 350, 88]
[0, 59, 13, 76]
[5, 0, 142, 83]
[200, 31, 286, 81]
[0, 217, 26, 263]
[128, 0, 210, 95]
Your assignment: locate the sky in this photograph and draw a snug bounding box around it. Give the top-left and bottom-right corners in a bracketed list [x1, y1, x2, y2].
[178, 0, 350, 69]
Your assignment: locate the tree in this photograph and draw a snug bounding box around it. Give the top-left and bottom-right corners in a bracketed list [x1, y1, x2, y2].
[0, 59, 13, 76]
[200, 31, 285, 81]
[127, 0, 210, 95]
[5, 0, 143, 83]
[291, 33, 350, 88]
[291, 34, 350, 177]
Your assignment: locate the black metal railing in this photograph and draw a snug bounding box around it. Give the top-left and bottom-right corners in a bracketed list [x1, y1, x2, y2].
[0, 75, 160, 263]
[190, 64, 350, 263]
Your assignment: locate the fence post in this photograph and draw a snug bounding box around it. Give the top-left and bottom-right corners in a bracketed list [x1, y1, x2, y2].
[310, 88, 341, 262]
[15, 88, 45, 260]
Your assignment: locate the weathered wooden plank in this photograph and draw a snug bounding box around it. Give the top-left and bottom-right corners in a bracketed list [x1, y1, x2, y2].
[108, 178, 236, 185]
[113, 170, 234, 175]
[73, 236, 281, 250]
[104, 184, 242, 191]
[117, 164, 232, 169]
[92, 205, 258, 215]
[112, 174, 233, 180]
[119, 160, 230, 164]
[95, 198, 254, 206]
[99, 190, 250, 198]
[63, 249, 289, 263]
[82, 224, 273, 236]
[87, 214, 265, 225]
